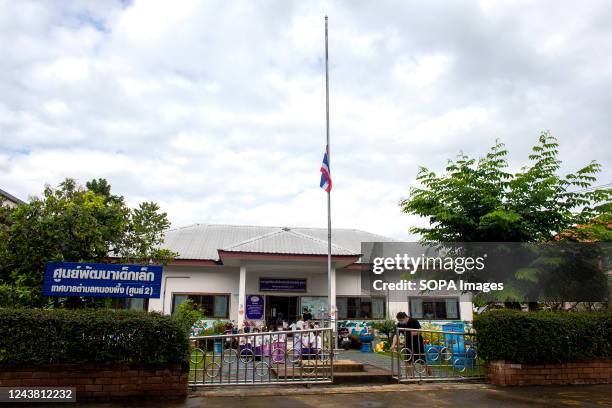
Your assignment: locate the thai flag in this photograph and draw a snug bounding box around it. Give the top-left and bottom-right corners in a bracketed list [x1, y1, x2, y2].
[320, 145, 332, 192]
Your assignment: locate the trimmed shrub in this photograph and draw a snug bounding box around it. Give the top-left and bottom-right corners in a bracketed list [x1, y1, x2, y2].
[0, 308, 189, 365]
[473, 310, 612, 364]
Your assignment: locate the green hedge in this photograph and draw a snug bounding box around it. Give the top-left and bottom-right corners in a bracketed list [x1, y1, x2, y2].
[473, 310, 612, 364]
[0, 308, 189, 365]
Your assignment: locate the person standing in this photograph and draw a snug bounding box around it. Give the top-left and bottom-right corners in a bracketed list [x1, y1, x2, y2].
[391, 311, 429, 377]
[302, 307, 313, 322]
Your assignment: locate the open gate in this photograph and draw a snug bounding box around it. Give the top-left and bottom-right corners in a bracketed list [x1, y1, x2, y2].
[392, 328, 484, 382]
[189, 327, 334, 386]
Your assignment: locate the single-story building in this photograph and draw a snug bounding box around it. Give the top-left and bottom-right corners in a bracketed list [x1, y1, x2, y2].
[0, 188, 25, 208]
[147, 224, 473, 324]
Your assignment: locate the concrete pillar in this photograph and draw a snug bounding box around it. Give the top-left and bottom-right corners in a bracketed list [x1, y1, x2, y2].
[329, 264, 336, 330]
[237, 265, 246, 328]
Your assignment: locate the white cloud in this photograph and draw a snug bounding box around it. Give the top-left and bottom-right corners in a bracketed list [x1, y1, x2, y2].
[32, 57, 91, 83]
[393, 54, 451, 89]
[43, 100, 69, 115]
[1, 0, 611, 240]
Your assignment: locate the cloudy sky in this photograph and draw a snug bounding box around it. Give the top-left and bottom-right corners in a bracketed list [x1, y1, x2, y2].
[1, 0, 611, 239]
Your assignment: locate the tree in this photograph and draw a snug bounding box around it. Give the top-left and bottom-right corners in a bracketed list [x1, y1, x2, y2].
[119, 202, 176, 265]
[399, 133, 611, 308]
[555, 214, 612, 242]
[175, 298, 205, 333]
[0, 178, 176, 307]
[400, 132, 611, 242]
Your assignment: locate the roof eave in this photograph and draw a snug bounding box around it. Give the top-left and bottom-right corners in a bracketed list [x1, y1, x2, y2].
[217, 250, 361, 267]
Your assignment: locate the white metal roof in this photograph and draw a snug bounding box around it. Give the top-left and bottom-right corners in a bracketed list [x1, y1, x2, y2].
[162, 223, 396, 261]
[0, 188, 25, 205]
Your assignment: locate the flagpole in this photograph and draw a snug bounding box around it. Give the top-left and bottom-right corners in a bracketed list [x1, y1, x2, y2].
[325, 16, 334, 333]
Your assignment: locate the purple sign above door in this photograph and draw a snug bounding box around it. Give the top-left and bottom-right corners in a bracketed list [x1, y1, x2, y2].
[259, 278, 307, 293]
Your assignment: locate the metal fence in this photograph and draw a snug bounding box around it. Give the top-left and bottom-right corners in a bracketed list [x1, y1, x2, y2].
[189, 328, 334, 386]
[392, 328, 484, 382]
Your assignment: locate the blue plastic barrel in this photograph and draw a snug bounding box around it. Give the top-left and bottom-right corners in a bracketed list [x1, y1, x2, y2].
[425, 345, 443, 363]
[452, 347, 476, 369]
[214, 340, 223, 354]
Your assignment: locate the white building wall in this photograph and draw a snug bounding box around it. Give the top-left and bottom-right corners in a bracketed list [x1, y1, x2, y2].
[148, 265, 239, 316]
[336, 269, 361, 295]
[149, 265, 363, 320]
[459, 293, 474, 321]
[149, 264, 474, 322]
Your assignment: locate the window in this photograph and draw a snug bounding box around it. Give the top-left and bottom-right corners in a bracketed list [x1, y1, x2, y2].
[300, 297, 329, 319]
[172, 293, 230, 318]
[409, 297, 459, 320]
[111, 298, 149, 311]
[337, 297, 385, 319]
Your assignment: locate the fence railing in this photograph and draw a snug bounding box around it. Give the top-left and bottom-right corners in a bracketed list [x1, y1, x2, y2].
[392, 328, 484, 382]
[189, 328, 334, 386]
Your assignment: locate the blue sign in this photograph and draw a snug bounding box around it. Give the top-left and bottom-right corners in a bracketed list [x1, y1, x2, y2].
[43, 262, 163, 298]
[245, 295, 264, 320]
[259, 278, 306, 292]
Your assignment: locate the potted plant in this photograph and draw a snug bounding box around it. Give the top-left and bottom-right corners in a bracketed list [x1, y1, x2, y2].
[358, 328, 375, 352]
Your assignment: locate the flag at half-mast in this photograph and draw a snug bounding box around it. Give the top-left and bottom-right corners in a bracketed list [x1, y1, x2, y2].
[320, 145, 332, 192]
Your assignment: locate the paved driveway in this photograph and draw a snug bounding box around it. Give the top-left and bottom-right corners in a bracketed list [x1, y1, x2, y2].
[64, 384, 612, 407]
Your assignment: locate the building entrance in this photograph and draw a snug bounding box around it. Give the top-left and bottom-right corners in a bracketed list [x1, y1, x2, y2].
[265, 296, 298, 326]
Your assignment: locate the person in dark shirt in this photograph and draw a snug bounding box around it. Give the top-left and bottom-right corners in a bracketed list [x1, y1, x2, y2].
[302, 307, 313, 322]
[391, 311, 429, 377]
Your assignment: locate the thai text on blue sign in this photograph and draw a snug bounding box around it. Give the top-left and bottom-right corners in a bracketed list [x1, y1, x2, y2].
[43, 262, 163, 298]
[246, 294, 264, 320]
[259, 278, 307, 292]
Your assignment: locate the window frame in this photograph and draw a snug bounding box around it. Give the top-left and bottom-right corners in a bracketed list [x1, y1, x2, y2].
[336, 296, 386, 320]
[408, 296, 460, 320]
[171, 292, 231, 318]
[110, 298, 149, 311]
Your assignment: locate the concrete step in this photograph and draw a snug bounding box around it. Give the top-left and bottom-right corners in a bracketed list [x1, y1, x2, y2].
[271, 362, 393, 384]
[301, 359, 364, 373]
[333, 364, 394, 384]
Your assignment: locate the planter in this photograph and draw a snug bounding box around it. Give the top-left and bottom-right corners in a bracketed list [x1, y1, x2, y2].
[359, 334, 375, 353]
[0, 363, 188, 400]
[487, 359, 612, 386]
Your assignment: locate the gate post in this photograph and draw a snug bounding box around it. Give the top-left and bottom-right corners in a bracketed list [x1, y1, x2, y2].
[330, 327, 334, 382]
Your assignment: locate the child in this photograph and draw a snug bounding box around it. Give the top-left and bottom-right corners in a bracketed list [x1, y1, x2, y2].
[271, 326, 286, 364]
[243, 320, 252, 333]
[295, 315, 305, 330]
[301, 327, 312, 360]
[238, 329, 253, 363]
[262, 325, 276, 358]
[309, 329, 323, 360]
[292, 327, 303, 361]
[252, 328, 263, 361]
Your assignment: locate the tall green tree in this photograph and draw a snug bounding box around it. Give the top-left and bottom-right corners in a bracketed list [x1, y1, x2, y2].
[400, 132, 611, 242]
[119, 201, 175, 264]
[0, 178, 176, 307]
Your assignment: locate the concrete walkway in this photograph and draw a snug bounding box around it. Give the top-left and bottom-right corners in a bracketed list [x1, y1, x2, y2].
[337, 349, 393, 371]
